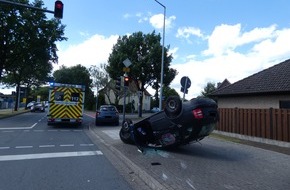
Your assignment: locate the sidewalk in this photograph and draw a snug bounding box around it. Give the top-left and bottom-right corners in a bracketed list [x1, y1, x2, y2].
[0, 108, 29, 119]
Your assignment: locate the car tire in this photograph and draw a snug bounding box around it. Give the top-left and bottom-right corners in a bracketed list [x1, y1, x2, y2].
[164, 96, 182, 119]
[119, 119, 134, 144]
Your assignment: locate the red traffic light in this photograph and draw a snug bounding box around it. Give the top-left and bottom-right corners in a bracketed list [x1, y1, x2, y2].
[56, 2, 63, 9]
[54, 1, 64, 19]
[124, 77, 130, 86]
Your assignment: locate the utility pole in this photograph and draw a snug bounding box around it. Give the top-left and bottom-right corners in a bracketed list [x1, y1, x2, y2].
[153, 0, 166, 111]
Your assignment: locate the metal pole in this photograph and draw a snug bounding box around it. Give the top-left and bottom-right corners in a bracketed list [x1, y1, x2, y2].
[182, 77, 188, 102]
[122, 86, 126, 123]
[0, 0, 54, 14]
[95, 87, 98, 110]
[154, 0, 166, 111]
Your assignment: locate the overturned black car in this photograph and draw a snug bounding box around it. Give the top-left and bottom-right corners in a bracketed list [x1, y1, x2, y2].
[119, 96, 219, 151]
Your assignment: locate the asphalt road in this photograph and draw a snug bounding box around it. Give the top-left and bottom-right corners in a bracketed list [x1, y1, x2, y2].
[1, 110, 290, 190]
[88, 120, 290, 190]
[0, 111, 134, 190]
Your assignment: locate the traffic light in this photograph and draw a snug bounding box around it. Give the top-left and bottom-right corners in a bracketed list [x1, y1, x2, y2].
[54, 1, 64, 19]
[124, 76, 130, 87]
[115, 77, 122, 91]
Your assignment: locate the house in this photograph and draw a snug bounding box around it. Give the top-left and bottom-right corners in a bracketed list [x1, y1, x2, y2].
[101, 80, 152, 112]
[217, 78, 231, 90]
[210, 59, 290, 109]
[0, 93, 16, 109]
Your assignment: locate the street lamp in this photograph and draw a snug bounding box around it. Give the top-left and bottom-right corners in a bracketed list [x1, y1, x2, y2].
[154, 0, 166, 111]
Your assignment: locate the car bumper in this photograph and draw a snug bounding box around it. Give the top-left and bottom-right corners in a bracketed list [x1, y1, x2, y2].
[95, 117, 119, 123]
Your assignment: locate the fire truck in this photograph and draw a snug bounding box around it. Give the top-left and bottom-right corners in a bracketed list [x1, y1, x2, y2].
[47, 83, 85, 126]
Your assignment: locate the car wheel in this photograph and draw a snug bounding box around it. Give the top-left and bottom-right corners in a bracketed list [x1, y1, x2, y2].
[164, 96, 182, 119]
[119, 119, 134, 144]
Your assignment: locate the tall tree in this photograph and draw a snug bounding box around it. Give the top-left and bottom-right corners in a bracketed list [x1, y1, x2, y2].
[106, 31, 177, 116]
[89, 64, 112, 109]
[200, 82, 217, 97]
[53, 64, 94, 109]
[0, 0, 66, 110]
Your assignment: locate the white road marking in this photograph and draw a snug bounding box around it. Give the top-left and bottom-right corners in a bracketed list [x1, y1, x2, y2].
[0, 144, 94, 149]
[0, 147, 10, 150]
[80, 144, 94, 147]
[39, 145, 55, 148]
[15, 146, 33, 149]
[60, 144, 74, 147]
[0, 151, 103, 161]
[31, 123, 37, 128]
[0, 129, 85, 133]
[0, 123, 37, 130]
[102, 129, 120, 140]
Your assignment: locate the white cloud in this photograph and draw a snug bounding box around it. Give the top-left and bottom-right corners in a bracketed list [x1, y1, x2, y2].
[149, 14, 176, 30]
[176, 27, 203, 39]
[172, 24, 290, 99]
[203, 24, 277, 56]
[53, 24, 290, 100]
[123, 13, 131, 19]
[79, 31, 90, 38]
[168, 47, 179, 59]
[56, 34, 119, 70]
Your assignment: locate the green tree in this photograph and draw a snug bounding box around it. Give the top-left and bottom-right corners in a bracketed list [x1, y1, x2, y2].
[0, 0, 66, 110]
[53, 64, 94, 110]
[200, 82, 217, 97]
[163, 86, 180, 99]
[30, 86, 49, 101]
[151, 86, 180, 109]
[89, 64, 113, 109]
[106, 31, 177, 116]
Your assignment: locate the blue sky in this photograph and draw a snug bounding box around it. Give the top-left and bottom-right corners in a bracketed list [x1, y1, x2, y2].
[2, 0, 290, 99]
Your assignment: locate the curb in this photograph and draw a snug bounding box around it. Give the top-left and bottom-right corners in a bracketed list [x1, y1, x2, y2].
[0, 109, 30, 119]
[87, 125, 167, 190]
[214, 130, 290, 148]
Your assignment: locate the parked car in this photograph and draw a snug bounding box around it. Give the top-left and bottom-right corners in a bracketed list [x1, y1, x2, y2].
[151, 107, 161, 113]
[119, 96, 219, 152]
[30, 102, 45, 112]
[26, 101, 35, 109]
[95, 105, 119, 126]
[44, 101, 49, 108]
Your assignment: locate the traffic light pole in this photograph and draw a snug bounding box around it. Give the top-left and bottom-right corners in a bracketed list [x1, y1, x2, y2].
[122, 86, 127, 123]
[0, 0, 54, 14]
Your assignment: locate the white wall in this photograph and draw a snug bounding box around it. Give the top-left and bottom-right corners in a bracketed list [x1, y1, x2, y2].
[217, 95, 290, 109]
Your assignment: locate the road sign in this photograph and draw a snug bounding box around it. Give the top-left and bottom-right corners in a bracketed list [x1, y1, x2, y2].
[180, 76, 191, 88]
[123, 67, 130, 72]
[123, 58, 132, 67]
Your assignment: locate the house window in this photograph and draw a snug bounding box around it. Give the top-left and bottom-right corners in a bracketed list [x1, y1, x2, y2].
[279, 101, 290, 109]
